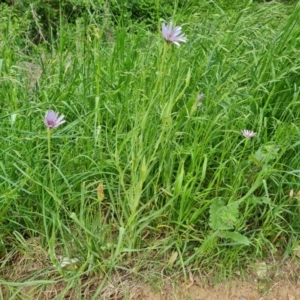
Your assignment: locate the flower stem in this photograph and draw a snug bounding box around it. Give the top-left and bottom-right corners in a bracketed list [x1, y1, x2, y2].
[241, 138, 250, 160]
[47, 128, 54, 190]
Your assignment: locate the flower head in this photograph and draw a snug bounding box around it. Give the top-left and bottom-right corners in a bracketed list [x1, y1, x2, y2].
[44, 110, 66, 129]
[197, 93, 205, 103]
[241, 129, 257, 138]
[162, 22, 187, 47]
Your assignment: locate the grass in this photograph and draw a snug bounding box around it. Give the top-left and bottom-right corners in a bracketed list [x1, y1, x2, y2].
[1, 0, 300, 298]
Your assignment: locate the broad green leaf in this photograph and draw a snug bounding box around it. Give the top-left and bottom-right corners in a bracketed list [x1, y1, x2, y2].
[217, 231, 250, 246]
[209, 199, 239, 231]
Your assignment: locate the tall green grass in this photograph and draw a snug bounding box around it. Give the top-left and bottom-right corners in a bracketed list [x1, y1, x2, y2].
[1, 0, 300, 297]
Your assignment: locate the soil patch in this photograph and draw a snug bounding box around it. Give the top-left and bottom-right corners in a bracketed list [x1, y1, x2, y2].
[1, 239, 300, 299]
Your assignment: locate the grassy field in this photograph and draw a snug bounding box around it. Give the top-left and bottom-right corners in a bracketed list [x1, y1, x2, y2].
[1, 0, 300, 298]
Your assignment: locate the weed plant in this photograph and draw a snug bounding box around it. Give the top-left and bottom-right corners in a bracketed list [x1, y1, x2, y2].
[1, 0, 300, 297]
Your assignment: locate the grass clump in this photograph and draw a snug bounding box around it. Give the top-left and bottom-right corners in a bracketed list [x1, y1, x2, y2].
[1, 0, 300, 298]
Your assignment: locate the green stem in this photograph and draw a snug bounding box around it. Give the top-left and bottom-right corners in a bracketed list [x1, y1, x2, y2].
[153, 41, 169, 98]
[47, 128, 54, 190]
[240, 138, 249, 161]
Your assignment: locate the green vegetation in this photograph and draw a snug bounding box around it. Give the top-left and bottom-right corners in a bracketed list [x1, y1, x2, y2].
[1, 0, 300, 297]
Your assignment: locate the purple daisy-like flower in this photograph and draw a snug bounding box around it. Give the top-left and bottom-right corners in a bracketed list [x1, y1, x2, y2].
[197, 93, 205, 103]
[162, 22, 187, 47]
[44, 110, 66, 129]
[241, 129, 257, 138]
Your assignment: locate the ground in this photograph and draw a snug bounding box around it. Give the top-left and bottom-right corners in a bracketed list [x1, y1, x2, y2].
[132, 278, 300, 300]
[1, 239, 300, 300]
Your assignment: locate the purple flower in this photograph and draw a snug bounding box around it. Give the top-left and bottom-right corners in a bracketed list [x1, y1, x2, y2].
[44, 110, 66, 129]
[162, 22, 187, 47]
[241, 129, 257, 138]
[197, 93, 205, 103]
